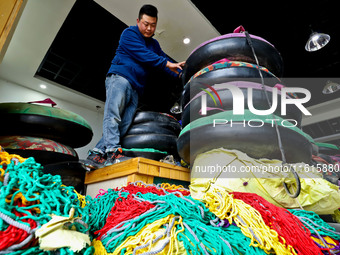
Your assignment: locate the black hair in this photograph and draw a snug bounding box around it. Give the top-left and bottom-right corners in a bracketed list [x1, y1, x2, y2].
[138, 4, 158, 20]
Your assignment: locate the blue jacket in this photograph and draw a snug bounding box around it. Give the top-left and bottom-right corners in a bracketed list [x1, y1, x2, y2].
[107, 25, 177, 95]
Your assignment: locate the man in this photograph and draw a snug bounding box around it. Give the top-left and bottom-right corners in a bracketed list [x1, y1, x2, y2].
[84, 4, 185, 168]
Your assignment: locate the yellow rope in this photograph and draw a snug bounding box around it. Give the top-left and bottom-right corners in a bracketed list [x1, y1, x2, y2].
[160, 183, 187, 191]
[203, 187, 295, 254]
[0, 146, 26, 181]
[113, 214, 184, 255]
[92, 239, 114, 255]
[73, 189, 87, 208]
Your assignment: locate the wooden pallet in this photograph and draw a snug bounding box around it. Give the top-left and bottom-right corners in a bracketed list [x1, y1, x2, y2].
[85, 157, 190, 197]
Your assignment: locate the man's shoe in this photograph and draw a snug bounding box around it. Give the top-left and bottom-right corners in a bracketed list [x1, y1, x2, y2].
[113, 148, 131, 163]
[82, 150, 106, 170]
[105, 148, 129, 166]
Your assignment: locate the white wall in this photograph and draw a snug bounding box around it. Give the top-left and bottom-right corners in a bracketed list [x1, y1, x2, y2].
[0, 78, 104, 159]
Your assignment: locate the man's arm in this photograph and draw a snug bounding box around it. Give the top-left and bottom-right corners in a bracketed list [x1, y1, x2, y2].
[120, 28, 185, 77]
[120, 28, 168, 68]
[166, 61, 185, 75]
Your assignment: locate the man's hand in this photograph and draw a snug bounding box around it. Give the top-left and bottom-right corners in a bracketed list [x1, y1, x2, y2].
[166, 61, 186, 74]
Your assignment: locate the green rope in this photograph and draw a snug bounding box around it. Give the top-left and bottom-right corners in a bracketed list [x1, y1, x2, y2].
[83, 189, 128, 233]
[0, 157, 93, 254]
[95, 187, 267, 254]
[289, 209, 340, 240]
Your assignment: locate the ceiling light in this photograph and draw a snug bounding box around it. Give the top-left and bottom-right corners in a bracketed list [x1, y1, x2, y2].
[305, 32, 330, 52]
[322, 80, 340, 94]
[170, 102, 182, 114]
[183, 37, 190, 44]
[40, 84, 47, 89]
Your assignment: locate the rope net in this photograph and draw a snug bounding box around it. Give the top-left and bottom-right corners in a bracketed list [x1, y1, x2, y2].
[1, 146, 340, 254]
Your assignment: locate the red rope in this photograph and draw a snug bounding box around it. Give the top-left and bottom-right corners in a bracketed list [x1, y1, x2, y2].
[94, 194, 155, 239]
[0, 201, 37, 250]
[116, 184, 166, 196]
[94, 184, 189, 239]
[231, 191, 324, 255]
[116, 183, 190, 196]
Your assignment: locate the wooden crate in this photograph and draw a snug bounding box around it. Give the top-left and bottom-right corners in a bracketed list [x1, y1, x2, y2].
[85, 157, 190, 197]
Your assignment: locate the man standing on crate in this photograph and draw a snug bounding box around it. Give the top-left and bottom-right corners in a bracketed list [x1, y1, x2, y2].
[83, 4, 185, 169]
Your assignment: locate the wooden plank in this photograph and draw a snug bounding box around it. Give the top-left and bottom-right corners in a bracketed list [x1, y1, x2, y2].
[138, 157, 189, 172]
[170, 170, 180, 180]
[0, 0, 26, 64]
[179, 171, 191, 182]
[138, 162, 149, 174]
[159, 167, 170, 178]
[0, 0, 16, 35]
[85, 157, 190, 184]
[126, 174, 135, 184]
[85, 158, 140, 184]
[127, 173, 154, 184]
[148, 164, 160, 176]
[86, 176, 128, 198]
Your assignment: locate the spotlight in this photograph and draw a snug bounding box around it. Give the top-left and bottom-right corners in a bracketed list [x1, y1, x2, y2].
[305, 32, 330, 52]
[322, 80, 340, 94]
[170, 102, 182, 114]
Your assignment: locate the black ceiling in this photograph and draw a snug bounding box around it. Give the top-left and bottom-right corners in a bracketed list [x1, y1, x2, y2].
[35, 0, 340, 146]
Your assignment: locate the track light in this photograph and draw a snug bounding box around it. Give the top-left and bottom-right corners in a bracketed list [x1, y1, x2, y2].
[305, 32, 330, 52]
[322, 80, 340, 94]
[170, 102, 182, 114]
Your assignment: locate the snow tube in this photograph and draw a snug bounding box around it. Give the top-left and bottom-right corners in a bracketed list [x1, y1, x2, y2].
[121, 134, 178, 155]
[0, 135, 78, 165]
[181, 60, 281, 106]
[181, 81, 302, 127]
[316, 143, 340, 156]
[126, 122, 179, 136]
[43, 161, 86, 193]
[133, 111, 179, 124]
[0, 103, 93, 148]
[132, 111, 181, 134]
[177, 111, 313, 164]
[182, 33, 284, 85]
[122, 148, 167, 161]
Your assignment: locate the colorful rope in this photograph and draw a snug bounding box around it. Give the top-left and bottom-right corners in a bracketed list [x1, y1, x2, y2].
[0, 147, 93, 254]
[2, 146, 340, 254]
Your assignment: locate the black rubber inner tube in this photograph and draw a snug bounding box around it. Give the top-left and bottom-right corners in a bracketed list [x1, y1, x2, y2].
[133, 111, 180, 125]
[121, 133, 178, 155]
[0, 103, 93, 148]
[0, 135, 78, 165]
[126, 121, 181, 136]
[177, 114, 312, 164]
[5, 149, 78, 165]
[43, 161, 86, 193]
[181, 61, 281, 107]
[317, 145, 340, 156]
[123, 150, 167, 161]
[125, 123, 177, 136]
[181, 82, 302, 128]
[182, 33, 284, 85]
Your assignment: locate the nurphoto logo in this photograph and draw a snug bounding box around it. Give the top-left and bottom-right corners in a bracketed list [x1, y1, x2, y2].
[200, 83, 312, 127]
[201, 83, 311, 116]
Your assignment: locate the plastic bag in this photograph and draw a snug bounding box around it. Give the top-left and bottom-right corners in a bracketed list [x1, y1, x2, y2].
[190, 148, 340, 215]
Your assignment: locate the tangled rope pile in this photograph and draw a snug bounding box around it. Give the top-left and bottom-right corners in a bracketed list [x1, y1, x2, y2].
[87, 182, 340, 254]
[0, 146, 94, 254]
[1, 146, 340, 254]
